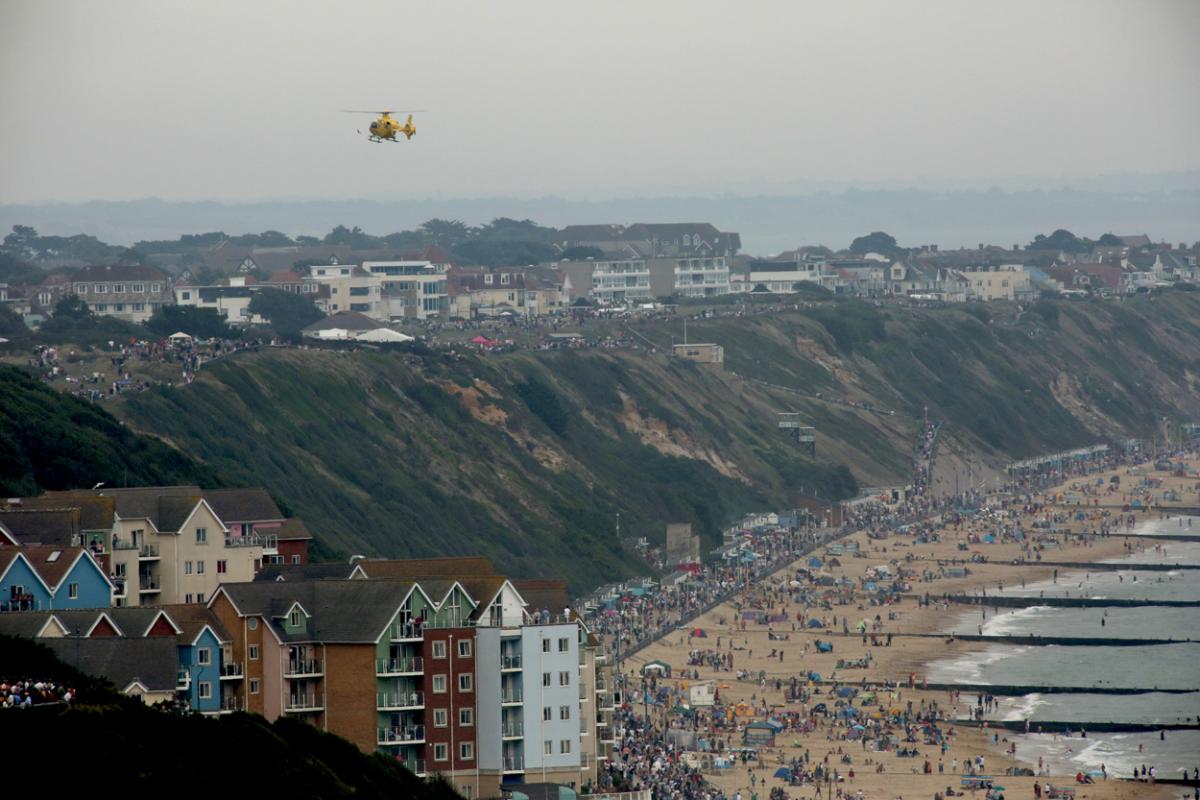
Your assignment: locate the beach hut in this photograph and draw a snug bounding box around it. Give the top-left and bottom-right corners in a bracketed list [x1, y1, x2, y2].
[743, 721, 776, 746]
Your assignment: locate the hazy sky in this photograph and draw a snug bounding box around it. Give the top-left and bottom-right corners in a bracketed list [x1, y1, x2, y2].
[2, 0, 1198, 205]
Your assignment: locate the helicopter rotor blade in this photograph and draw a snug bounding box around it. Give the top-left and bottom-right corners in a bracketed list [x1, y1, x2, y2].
[341, 109, 429, 114]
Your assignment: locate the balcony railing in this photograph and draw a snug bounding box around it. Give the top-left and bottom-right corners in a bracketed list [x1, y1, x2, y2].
[284, 658, 323, 677]
[377, 691, 424, 709]
[221, 695, 245, 712]
[138, 545, 159, 559]
[224, 533, 277, 551]
[176, 670, 191, 690]
[501, 722, 524, 738]
[378, 725, 425, 744]
[138, 578, 161, 592]
[389, 622, 425, 640]
[501, 654, 522, 670]
[500, 690, 523, 704]
[111, 578, 127, 597]
[284, 694, 323, 712]
[503, 755, 525, 772]
[400, 758, 426, 776]
[376, 656, 423, 675]
[220, 662, 244, 679]
[111, 539, 140, 551]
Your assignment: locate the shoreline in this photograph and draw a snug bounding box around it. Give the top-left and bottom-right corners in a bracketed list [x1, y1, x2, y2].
[619, 455, 1200, 800]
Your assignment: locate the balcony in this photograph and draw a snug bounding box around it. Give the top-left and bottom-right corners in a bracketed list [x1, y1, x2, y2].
[595, 678, 608, 692]
[284, 658, 323, 677]
[400, 758, 426, 776]
[503, 755, 525, 773]
[111, 539, 139, 551]
[220, 695, 245, 712]
[138, 545, 160, 560]
[377, 691, 424, 710]
[501, 654, 522, 671]
[220, 662, 244, 680]
[138, 578, 161, 594]
[176, 670, 191, 690]
[111, 578, 127, 598]
[378, 725, 425, 744]
[224, 533, 277, 553]
[501, 721, 524, 738]
[389, 622, 424, 641]
[376, 656, 423, 676]
[500, 689, 523, 705]
[284, 694, 323, 713]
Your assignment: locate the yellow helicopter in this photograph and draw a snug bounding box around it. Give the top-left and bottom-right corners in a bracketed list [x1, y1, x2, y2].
[342, 109, 426, 143]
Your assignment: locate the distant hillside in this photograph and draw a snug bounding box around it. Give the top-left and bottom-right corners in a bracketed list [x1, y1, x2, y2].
[0, 635, 459, 800]
[107, 293, 1200, 590]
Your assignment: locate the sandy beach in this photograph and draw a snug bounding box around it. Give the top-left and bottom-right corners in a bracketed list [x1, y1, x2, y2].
[620, 456, 1200, 800]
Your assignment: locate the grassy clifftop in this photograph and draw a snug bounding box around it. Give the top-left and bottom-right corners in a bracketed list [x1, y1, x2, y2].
[105, 292, 1200, 589]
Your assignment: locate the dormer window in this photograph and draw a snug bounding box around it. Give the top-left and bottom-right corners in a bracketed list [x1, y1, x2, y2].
[500, 273, 510, 285]
[289, 610, 300, 627]
[484, 274, 493, 285]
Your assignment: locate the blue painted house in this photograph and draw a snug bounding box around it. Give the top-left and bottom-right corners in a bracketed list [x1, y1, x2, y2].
[1, 546, 112, 612]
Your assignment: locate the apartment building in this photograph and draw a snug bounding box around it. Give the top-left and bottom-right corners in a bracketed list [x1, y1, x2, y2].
[308, 263, 386, 318]
[665, 256, 731, 299]
[68, 264, 173, 324]
[959, 265, 1033, 301]
[362, 261, 449, 320]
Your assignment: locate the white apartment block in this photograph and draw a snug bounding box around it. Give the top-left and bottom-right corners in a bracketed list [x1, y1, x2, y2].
[591, 260, 652, 305]
[362, 261, 449, 320]
[669, 257, 731, 299]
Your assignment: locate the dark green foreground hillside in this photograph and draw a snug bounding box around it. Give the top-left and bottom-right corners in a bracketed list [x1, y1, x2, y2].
[0, 635, 459, 799]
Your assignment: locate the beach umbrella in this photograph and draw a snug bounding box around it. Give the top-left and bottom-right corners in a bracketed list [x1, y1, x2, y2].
[773, 768, 791, 779]
[851, 724, 866, 730]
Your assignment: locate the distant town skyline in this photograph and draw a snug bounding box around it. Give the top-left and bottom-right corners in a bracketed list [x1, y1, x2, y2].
[2, 0, 1198, 206]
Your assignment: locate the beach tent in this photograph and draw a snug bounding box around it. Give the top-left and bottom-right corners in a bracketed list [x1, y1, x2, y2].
[836, 686, 856, 697]
[816, 641, 833, 653]
[808, 557, 823, 568]
[773, 768, 792, 779]
[982, 534, 996, 543]
[168, 331, 193, 340]
[765, 718, 785, 731]
[470, 335, 496, 345]
[691, 628, 707, 638]
[807, 618, 825, 628]
[643, 660, 671, 676]
[743, 722, 776, 746]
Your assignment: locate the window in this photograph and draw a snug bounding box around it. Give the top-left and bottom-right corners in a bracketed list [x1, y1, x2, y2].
[544, 740, 553, 756]
[133, 303, 144, 312]
[558, 637, 569, 652]
[181, 291, 191, 301]
[196, 527, 207, 544]
[457, 639, 472, 658]
[114, 563, 126, 578]
[484, 274, 493, 285]
[542, 639, 551, 653]
[542, 672, 551, 687]
[185, 594, 193, 603]
[114, 303, 125, 312]
[151, 283, 161, 292]
[432, 641, 446, 659]
[501, 273, 510, 285]
[95, 284, 108, 293]
[291, 555, 301, 565]
[249, 679, 260, 694]
[433, 708, 448, 727]
[459, 742, 473, 761]
[197, 560, 205, 575]
[249, 645, 259, 661]
[68, 582, 79, 599]
[95, 304, 107, 312]
[457, 673, 473, 692]
[113, 284, 125, 293]
[432, 674, 447, 693]
[559, 671, 570, 687]
[184, 561, 193, 575]
[560, 705, 570, 720]
[248, 618, 258, 630]
[289, 610, 300, 627]
[543, 705, 552, 721]
[560, 740, 571, 754]
[434, 743, 448, 762]
[459, 708, 473, 726]
[217, 560, 227, 574]
[132, 284, 144, 293]
[199, 682, 212, 700]
[197, 592, 205, 603]
[197, 647, 212, 665]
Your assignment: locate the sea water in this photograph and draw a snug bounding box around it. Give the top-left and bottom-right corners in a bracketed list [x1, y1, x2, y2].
[928, 518, 1200, 776]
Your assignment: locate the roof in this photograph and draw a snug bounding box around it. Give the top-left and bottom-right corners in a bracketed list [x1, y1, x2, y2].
[71, 264, 170, 283]
[21, 493, 116, 530]
[513, 579, 570, 615]
[215, 579, 417, 642]
[202, 488, 282, 524]
[159, 603, 231, 643]
[0, 546, 93, 591]
[0, 508, 80, 546]
[273, 518, 313, 541]
[98, 486, 204, 532]
[356, 556, 500, 578]
[44, 636, 180, 692]
[0, 612, 61, 639]
[254, 562, 353, 582]
[267, 270, 303, 284]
